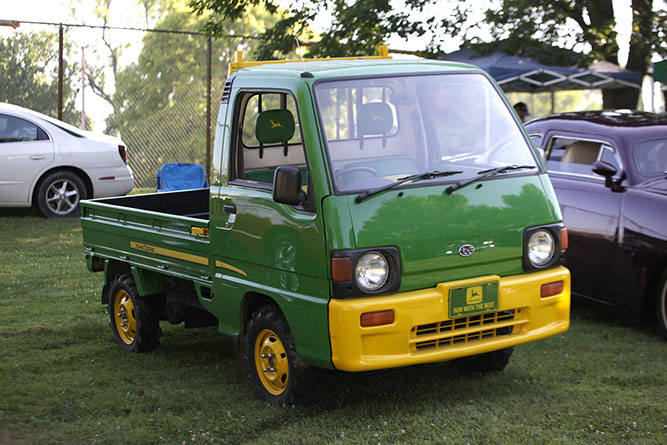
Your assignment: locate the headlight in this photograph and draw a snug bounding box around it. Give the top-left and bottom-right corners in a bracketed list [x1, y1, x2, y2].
[355, 251, 389, 292]
[527, 230, 555, 266]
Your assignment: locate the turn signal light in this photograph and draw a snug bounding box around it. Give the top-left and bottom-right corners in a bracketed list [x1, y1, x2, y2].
[332, 257, 352, 283]
[541, 281, 563, 298]
[360, 310, 394, 327]
[560, 227, 569, 250]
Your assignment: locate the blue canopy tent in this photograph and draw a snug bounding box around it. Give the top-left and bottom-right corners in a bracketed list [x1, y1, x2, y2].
[440, 47, 643, 93]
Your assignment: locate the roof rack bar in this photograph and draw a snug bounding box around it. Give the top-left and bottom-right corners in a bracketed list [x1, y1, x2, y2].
[227, 45, 391, 76]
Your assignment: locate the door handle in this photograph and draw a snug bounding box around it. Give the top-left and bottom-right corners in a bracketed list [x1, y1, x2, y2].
[223, 204, 236, 214]
[30, 155, 46, 160]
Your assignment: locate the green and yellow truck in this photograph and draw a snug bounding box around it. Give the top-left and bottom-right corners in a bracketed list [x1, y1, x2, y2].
[81, 48, 570, 404]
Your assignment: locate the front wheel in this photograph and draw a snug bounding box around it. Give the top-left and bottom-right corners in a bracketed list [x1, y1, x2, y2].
[245, 305, 318, 405]
[108, 274, 161, 353]
[656, 271, 667, 341]
[452, 347, 514, 373]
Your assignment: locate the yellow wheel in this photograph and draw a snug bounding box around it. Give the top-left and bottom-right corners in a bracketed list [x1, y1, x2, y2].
[245, 305, 319, 404]
[113, 289, 137, 345]
[107, 274, 161, 353]
[254, 329, 290, 395]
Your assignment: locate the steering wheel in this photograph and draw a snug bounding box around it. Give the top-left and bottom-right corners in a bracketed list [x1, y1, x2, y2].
[478, 131, 523, 165]
[334, 166, 379, 179]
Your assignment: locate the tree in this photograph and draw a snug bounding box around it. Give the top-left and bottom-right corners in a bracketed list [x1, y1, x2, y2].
[106, 0, 274, 186]
[189, 0, 440, 59]
[0, 31, 79, 124]
[190, 0, 666, 109]
[441, 0, 667, 108]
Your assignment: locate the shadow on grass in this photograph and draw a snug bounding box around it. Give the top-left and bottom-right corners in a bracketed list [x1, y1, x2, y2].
[569, 296, 661, 339]
[0, 207, 42, 218]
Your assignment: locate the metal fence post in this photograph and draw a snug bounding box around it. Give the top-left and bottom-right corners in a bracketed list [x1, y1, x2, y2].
[58, 25, 64, 120]
[206, 35, 212, 181]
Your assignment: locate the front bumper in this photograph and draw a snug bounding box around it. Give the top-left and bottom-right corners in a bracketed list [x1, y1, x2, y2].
[329, 266, 570, 372]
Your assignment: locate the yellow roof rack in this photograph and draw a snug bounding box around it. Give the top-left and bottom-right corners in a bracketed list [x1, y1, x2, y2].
[228, 45, 391, 76]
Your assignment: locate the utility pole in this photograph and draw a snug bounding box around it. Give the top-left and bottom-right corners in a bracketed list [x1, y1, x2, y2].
[80, 46, 86, 130]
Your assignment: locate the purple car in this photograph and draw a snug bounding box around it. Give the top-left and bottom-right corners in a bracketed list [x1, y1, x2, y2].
[525, 110, 667, 339]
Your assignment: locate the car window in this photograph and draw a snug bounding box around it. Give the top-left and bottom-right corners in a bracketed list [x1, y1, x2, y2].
[529, 133, 543, 147]
[634, 138, 667, 177]
[232, 91, 310, 193]
[546, 136, 621, 178]
[0, 114, 50, 143]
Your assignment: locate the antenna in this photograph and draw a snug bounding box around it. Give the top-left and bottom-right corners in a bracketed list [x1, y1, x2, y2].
[295, 37, 314, 78]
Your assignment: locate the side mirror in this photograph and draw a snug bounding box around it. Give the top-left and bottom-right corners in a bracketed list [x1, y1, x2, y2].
[592, 160, 617, 178]
[273, 166, 306, 206]
[592, 161, 624, 192]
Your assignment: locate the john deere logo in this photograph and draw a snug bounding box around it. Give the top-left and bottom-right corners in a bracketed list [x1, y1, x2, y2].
[458, 244, 475, 257]
[270, 119, 283, 129]
[370, 112, 382, 121]
[466, 286, 483, 304]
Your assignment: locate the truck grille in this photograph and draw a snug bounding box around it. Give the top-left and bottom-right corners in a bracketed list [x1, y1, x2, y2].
[410, 309, 527, 352]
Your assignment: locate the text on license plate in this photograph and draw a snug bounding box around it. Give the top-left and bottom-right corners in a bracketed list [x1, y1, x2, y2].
[449, 281, 499, 318]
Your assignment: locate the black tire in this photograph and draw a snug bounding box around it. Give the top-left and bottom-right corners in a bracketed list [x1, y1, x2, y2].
[656, 270, 667, 341]
[107, 274, 161, 353]
[452, 347, 514, 373]
[36, 170, 87, 218]
[245, 305, 319, 405]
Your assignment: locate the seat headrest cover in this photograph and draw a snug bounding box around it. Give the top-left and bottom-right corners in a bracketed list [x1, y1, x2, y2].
[357, 102, 393, 136]
[256, 109, 295, 144]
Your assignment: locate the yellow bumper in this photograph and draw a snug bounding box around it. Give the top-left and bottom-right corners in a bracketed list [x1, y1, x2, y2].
[329, 266, 570, 372]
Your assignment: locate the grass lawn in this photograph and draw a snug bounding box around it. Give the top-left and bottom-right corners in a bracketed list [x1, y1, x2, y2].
[1, 211, 665, 444]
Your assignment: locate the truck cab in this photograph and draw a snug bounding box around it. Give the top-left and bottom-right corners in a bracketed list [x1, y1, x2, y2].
[82, 49, 570, 405]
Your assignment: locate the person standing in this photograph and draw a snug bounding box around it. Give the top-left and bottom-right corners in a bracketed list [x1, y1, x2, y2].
[514, 102, 531, 122]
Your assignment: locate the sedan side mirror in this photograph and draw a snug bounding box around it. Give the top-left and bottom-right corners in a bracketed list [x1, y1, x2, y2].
[273, 166, 306, 206]
[592, 161, 624, 192]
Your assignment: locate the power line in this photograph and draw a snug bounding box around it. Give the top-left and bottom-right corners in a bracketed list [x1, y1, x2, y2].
[4, 19, 260, 39]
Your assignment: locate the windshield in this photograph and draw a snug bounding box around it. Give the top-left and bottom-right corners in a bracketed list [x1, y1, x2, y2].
[314, 73, 538, 194]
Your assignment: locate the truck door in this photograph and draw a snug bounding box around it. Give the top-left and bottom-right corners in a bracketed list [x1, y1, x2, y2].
[212, 89, 328, 331]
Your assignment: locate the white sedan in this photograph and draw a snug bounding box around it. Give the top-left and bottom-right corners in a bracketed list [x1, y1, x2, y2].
[0, 103, 133, 217]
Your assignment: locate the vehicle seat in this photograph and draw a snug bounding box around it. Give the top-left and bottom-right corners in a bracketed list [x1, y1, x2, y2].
[357, 102, 393, 137]
[561, 141, 600, 165]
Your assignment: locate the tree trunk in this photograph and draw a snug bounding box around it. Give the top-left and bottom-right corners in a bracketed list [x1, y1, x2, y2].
[602, 88, 640, 109]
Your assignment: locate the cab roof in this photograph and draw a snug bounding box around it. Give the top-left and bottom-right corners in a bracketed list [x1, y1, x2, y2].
[227, 46, 481, 79]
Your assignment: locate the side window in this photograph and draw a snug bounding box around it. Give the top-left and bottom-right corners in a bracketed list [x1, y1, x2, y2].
[547, 137, 604, 176]
[529, 133, 543, 148]
[232, 91, 309, 190]
[0, 114, 49, 143]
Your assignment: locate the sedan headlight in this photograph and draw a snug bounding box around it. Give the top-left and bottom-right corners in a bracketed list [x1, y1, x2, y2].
[527, 229, 555, 267]
[355, 251, 389, 292]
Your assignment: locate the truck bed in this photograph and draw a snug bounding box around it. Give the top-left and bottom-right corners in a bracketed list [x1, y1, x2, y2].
[81, 189, 212, 284]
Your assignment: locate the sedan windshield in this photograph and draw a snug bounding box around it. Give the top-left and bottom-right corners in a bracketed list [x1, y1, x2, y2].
[314, 73, 538, 194]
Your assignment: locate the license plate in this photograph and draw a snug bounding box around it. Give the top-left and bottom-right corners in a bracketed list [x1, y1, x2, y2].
[449, 281, 499, 318]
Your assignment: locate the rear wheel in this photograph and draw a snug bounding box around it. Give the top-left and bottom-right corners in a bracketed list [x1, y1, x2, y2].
[656, 271, 667, 341]
[452, 347, 514, 373]
[245, 305, 318, 405]
[36, 170, 86, 218]
[108, 274, 161, 352]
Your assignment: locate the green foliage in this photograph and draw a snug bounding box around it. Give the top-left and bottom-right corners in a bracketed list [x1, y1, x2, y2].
[1, 212, 666, 443]
[0, 31, 79, 125]
[106, 1, 274, 186]
[189, 0, 439, 59]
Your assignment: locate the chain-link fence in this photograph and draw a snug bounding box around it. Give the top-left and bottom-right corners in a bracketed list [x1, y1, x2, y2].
[1, 21, 238, 189]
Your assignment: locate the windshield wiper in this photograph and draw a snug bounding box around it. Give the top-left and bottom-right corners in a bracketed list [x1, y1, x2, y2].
[355, 170, 463, 203]
[445, 165, 537, 195]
